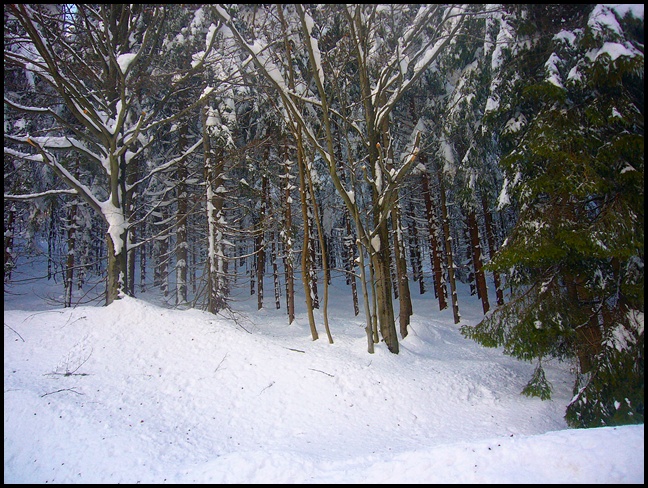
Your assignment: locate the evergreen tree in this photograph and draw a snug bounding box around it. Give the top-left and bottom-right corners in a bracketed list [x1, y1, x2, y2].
[461, 4, 644, 427]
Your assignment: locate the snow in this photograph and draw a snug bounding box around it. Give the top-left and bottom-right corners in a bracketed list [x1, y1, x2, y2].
[116, 53, 137, 75]
[497, 177, 511, 209]
[4, 260, 644, 484]
[544, 52, 564, 88]
[370, 234, 381, 253]
[99, 200, 127, 255]
[554, 29, 578, 46]
[588, 41, 642, 62]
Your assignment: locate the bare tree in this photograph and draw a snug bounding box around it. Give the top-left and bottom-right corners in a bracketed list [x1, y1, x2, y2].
[5, 4, 217, 304]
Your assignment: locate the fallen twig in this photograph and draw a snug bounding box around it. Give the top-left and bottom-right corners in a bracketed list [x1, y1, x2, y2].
[4, 323, 25, 342]
[40, 388, 84, 397]
[309, 368, 334, 377]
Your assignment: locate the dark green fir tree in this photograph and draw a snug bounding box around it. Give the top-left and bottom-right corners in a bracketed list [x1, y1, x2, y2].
[461, 4, 644, 428]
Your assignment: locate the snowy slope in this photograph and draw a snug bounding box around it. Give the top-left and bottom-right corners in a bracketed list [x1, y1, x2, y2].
[4, 272, 644, 484]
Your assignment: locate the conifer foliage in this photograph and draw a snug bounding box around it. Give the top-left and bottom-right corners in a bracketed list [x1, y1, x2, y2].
[461, 4, 644, 427]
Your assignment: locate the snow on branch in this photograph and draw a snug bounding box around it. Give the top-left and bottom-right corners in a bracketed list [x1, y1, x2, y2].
[11, 138, 104, 216]
[128, 138, 204, 192]
[4, 189, 78, 201]
[375, 5, 469, 130]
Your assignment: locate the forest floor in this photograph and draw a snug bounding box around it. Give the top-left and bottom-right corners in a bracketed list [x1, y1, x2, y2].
[4, 256, 644, 483]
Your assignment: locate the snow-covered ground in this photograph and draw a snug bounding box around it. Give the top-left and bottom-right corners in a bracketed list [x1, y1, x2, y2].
[4, 259, 644, 483]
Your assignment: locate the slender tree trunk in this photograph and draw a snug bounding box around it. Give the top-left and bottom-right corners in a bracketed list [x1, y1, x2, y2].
[125, 153, 138, 299]
[408, 201, 425, 295]
[278, 7, 316, 338]
[271, 230, 281, 310]
[344, 213, 360, 316]
[140, 229, 147, 293]
[127, 226, 136, 298]
[47, 207, 56, 281]
[421, 167, 447, 310]
[64, 198, 77, 308]
[256, 174, 268, 311]
[391, 203, 412, 339]
[4, 204, 16, 285]
[176, 123, 189, 305]
[437, 164, 460, 324]
[467, 209, 490, 314]
[307, 199, 319, 310]
[296, 131, 318, 340]
[356, 235, 374, 353]
[464, 220, 476, 296]
[281, 152, 296, 324]
[64, 159, 79, 308]
[154, 207, 169, 298]
[203, 107, 228, 314]
[306, 161, 333, 343]
[481, 195, 504, 306]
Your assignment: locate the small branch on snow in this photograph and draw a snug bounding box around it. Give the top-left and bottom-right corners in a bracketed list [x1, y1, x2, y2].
[214, 353, 228, 373]
[4, 323, 25, 342]
[40, 388, 84, 397]
[258, 381, 275, 395]
[309, 368, 334, 377]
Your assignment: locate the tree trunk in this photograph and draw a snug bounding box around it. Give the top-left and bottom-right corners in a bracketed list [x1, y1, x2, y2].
[370, 221, 399, 353]
[4, 204, 16, 285]
[281, 152, 296, 324]
[271, 230, 281, 310]
[153, 207, 169, 298]
[64, 198, 77, 308]
[256, 174, 267, 311]
[464, 220, 476, 296]
[204, 107, 228, 314]
[481, 195, 504, 306]
[437, 164, 460, 324]
[391, 203, 412, 339]
[140, 229, 147, 293]
[344, 213, 360, 316]
[306, 166, 333, 344]
[106, 231, 128, 305]
[421, 168, 447, 310]
[296, 131, 318, 340]
[176, 123, 189, 305]
[467, 209, 490, 314]
[408, 201, 425, 295]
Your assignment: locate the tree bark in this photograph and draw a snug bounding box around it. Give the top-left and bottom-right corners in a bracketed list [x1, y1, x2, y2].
[421, 168, 447, 310]
[64, 198, 77, 308]
[481, 195, 504, 306]
[437, 164, 460, 324]
[370, 221, 399, 353]
[281, 151, 296, 324]
[296, 131, 318, 340]
[467, 209, 490, 314]
[407, 201, 425, 295]
[203, 107, 228, 314]
[176, 123, 189, 305]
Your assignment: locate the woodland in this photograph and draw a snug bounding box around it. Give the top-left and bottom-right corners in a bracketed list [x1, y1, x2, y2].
[3, 4, 644, 428]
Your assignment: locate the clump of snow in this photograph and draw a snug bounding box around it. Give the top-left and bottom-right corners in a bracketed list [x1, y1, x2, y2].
[544, 52, 564, 88]
[116, 53, 137, 74]
[588, 41, 642, 62]
[370, 234, 381, 253]
[99, 200, 127, 255]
